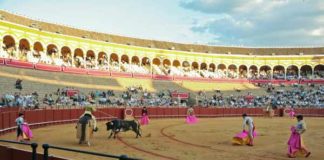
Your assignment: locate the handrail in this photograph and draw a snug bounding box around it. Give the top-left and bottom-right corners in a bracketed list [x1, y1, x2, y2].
[42, 144, 141, 160]
[0, 140, 141, 160]
[0, 139, 38, 160]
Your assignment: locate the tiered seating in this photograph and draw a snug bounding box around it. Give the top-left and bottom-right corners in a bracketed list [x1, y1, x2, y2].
[1, 10, 323, 55]
[121, 63, 149, 74]
[169, 66, 184, 76]
[152, 65, 164, 75]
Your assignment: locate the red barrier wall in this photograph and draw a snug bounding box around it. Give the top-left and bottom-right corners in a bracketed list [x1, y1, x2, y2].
[1, 107, 324, 132]
[152, 75, 173, 81]
[87, 69, 110, 76]
[110, 71, 132, 78]
[132, 73, 152, 79]
[34, 63, 62, 72]
[0, 58, 5, 64]
[5, 59, 34, 69]
[62, 67, 87, 74]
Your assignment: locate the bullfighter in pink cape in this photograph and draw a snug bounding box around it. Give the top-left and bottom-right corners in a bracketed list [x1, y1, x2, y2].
[241, 113, 255, 146]
[140, 106, 149, 125]
[21, 122, 33, 141]
[186, 106, 198, 124]
[287, 115, 311, 158]
[15, 113, 33, 142]
[15, 113, 24, 142]
[288, 108, 295, 118]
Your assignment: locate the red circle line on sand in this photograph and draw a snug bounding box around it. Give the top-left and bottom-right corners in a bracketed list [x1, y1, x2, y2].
[160, 123, 223, 151]
[160, 123, 286, 160]
[117, 137, 178, 160]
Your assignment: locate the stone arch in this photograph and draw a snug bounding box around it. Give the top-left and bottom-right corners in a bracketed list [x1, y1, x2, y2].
[86, 50, 95, 59]
[314, 64, 324, 78]
[152, 58, 161, 66]
[273, 65, 285, 79]
[98, 51, 108, 65]
[19, 39, 30, 51]
[163, 59, 171, 67]
[239, 65, 247, 78]
[3, 35, 16, 49]
[61, 46, 71, 58]
[74, 48, 84, 58]
[47, 44, 58, 56]
[259, 65, 272, 79]
[121, 54, 129, 64]
[182, 61, 190, 68]
[141, 57, 150, 66]
[286, 65, 299, 79]
[74, 48, 84, 68]
[209, 63, 216, 72]
[260, 65, 271, 72]
[131, 56, 140, 64]
[300, 65, 312, 78]
[173, 60, 180, 67]
[61, 46, 72, 64]
[249, 65, 258, 78]
[33, 42, 44, 52]
[85, 50, 95, 68]
[228, 64, 237, 78]
[192, 62, 199, 70]
[200, 62, 207, 70]
[110, 53, 119, 62]
[217, 64, 226, 70]
[228, 64, 237, 71]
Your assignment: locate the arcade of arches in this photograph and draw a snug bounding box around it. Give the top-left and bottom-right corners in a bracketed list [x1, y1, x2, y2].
[0, 35, 323, 80]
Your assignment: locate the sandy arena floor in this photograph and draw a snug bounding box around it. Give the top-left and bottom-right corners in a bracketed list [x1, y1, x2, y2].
[1, 117, 323, 160]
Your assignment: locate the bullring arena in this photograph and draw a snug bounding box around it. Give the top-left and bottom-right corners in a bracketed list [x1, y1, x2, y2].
[1, 108, 324, 160]
[0, 8, 323, 160]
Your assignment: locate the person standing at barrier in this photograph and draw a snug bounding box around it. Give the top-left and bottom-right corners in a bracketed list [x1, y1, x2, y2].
[186, 106, 198, 124]
[287, 115, 311, 158]
[242, 113, 255, 146]
[15, 112, 24, 142]
[288, 107, 295, 119]
[76, 106, 98, 146]
[140, 106, 149, 125]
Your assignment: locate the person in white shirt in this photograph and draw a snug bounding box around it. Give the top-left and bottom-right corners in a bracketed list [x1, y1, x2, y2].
[242, 113, 255, 146]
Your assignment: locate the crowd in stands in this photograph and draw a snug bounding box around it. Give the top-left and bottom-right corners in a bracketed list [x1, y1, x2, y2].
[0, 81, 323, 109]
[0, 44, 323, 80]
[197, 84, 324, 108]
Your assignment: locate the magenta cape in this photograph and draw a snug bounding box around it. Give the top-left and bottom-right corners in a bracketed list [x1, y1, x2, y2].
[235, 130, 257, 138]
[287, 126, 301, 155]
[232, 130, 257, 145]
[186, 115, 198, 124]
[21, 123, 33, 140]
[140, 113, 149, 125]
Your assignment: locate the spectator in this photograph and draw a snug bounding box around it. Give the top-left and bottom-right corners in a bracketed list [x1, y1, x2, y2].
[15, 79, 23, 90]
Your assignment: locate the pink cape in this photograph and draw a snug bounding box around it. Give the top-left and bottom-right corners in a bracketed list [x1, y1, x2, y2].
[21, 123, 33, 140]
[289, 110, 295, 118]
[140, 113, 149, 125]
[287, 126, 301, 155]
[235, 130, 257, 138]
[232, 130, 257, 145]
[186, 115, 198, 124]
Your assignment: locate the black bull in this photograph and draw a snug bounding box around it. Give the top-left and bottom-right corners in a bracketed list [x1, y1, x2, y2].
[106, 119, 141, 138]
